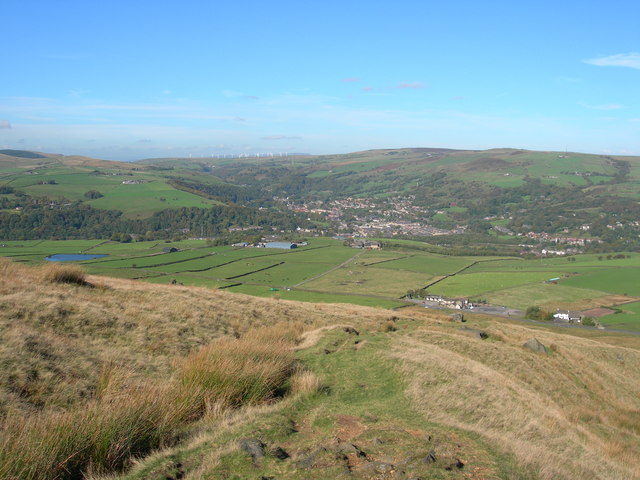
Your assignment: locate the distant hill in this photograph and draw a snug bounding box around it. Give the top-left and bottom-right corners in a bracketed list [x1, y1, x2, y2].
[0, 149, 49, 159]
[3, 147, 640, 249]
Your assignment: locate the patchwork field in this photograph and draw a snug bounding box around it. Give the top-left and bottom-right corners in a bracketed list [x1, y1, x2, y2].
[1, 238, 639, 330]
[0, 160, 223, 218]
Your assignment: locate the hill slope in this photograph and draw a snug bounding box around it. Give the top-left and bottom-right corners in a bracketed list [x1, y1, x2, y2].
[1, 259, 639, 479]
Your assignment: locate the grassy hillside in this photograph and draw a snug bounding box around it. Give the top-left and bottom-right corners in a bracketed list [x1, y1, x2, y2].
[0, 151, 228, 218]
[147, 147, 640, 194]
[0, 258, 639, 479]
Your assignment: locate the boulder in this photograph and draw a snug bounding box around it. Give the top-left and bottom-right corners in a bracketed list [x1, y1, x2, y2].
[335, 442, 367, 457]
[360, 461, 395, 475]
[423, 450, 437, 464]
[238, 438, 265, 463]
[271, 446, 290, 460]
[344, 326, 360, 335]
[523, 338, 548, 354]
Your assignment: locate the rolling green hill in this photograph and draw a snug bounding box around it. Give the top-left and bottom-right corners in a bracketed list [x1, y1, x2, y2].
[2, 147, 639, 251]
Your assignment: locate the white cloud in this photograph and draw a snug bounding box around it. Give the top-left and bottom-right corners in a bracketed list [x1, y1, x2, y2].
[584, 53, 640, 69]
[0, 120, 11, 129]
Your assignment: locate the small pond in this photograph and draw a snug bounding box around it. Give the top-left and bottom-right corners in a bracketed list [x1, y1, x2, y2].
[45, 254, 108, 262]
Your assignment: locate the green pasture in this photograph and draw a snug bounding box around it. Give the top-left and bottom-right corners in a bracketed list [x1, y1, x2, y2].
[562, 268, 640, 296]
[1, 238, 638, 315]
[88, 180, 217, 218]
[0, 166, 221, 217]
[226, 284, 406, 309]
[429, 271, 561, 298]
[356, 250, 409, 265]
[303, 265, 431, 298]
[372, 253, 474, 275]
[485, 283, 610, 311]
[599, 301, 640, 329]
[142, 274, 235, 289]
[466, 253, 640, 272]
[235, 260, 336, 286]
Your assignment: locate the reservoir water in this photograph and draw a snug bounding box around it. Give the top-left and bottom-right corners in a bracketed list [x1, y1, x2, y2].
[45, 254, 108, 262]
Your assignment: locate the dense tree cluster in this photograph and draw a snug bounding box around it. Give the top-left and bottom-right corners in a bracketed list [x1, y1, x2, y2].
[0, 197, 315, 240]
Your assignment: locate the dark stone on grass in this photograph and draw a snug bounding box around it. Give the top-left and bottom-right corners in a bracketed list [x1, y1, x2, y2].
[323, 348, 334, 354]
[423, 450, 437, 464]
[296, 448, 325, 469]
[271, 447, 290, 460]
[523, 338, 548, 354]
[445, 459, 465, 470]
[459, 326, 489, 340]
[360, 461, 395, 474]
[239, 438, 265, 463]
[335, 442, 367, 457]
[344, 326, 360, 335]
[450, 313, 465, 322]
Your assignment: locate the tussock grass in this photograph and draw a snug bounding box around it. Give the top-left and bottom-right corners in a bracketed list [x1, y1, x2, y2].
[0, 384, 181, 479]
[180, 329, 299, 408]
[289, 370, 324, 397]
[0, 327, 301, 480]
[2, 259, 368, 478]
[41, 263, 89, 286]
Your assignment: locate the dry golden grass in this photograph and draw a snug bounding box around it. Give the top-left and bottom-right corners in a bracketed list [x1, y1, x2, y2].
[180, 331, 298, 408]
[289, 370, 324, 397]
[0, 321, 303, 479]
[0, 258, 399, 479]
[391, 320, 640, 480]
[40, 263, 89, 286]
[4, 257, 640, 480]
[0, 258, 388, 416]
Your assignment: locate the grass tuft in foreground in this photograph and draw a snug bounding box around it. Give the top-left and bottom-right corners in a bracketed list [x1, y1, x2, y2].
[41, 263, 90, 286]
[0, 327, 301, 480]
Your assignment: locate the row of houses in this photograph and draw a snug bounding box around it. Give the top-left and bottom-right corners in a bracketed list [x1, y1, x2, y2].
[423, 295, 473, 310]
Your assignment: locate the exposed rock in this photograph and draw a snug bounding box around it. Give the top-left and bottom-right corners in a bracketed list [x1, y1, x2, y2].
[360, 461, 395, 474]
[271, 446, 290, 460]
[296, 448, 325, 469]
[238, 438, 265, 463]
[523, 338, 548, 354]
[344, 326, 360, 335]
[335, 442, 366, 457]
[445, 459, 465, 470]
[450, 313, 465, 322]
[422, 450, 437, 464]
[459, 326, 489, 340]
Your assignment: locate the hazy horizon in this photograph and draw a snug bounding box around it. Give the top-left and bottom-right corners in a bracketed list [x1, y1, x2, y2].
[1, 0, 639, 161]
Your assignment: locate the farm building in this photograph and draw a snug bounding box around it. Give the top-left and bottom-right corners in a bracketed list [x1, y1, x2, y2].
[553, 309, 582, 323]
[265, 242, 297, 249]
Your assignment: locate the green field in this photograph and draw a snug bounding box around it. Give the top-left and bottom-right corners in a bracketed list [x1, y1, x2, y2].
[2, 238, 639, 329]
[562, 268, 640, 296]
[600, 301, 640, 329]
[0, 161, 223, 218]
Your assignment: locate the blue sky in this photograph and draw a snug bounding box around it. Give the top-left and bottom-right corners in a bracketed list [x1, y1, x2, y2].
[1, 0, 639, 160]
